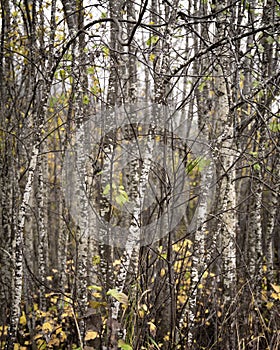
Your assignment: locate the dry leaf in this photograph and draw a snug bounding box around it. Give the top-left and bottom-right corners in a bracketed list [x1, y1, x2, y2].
[85, 330, 98, 341]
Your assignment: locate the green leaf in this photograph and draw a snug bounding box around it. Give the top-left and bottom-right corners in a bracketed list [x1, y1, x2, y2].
[269, 120, 280, 132]
[198, 81, 206, 92]
[146, 35, 159, 46]
[102, 46, 110, 57]
[92, 255, 101, 265]
[257, 43, 264, 53]
[186, 157, 201, 174]
[266, 36, 275, 44]
[59, 69, 66, 79]
[148, 336, 161, 350]
[253, 163, 261, 171]
[88, 285, 102, 291]
[117, 339, 133, 350]
[116, 186, 129, 206]
[116, 194, 127, 206]
[107, 289, 128, 306]
[250, 151, 258, 158]
[197, 157, 211, 171]
[87, 66, 95, 75]
[49, 96, 57, 108]
[83, 94, 90, 105]
[103, 183, 111, 196]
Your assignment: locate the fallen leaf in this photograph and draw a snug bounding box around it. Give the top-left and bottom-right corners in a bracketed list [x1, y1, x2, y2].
[85, 330, 98, 341]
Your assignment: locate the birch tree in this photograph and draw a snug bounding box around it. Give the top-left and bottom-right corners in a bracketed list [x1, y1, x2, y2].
[0, 1, 279, 349]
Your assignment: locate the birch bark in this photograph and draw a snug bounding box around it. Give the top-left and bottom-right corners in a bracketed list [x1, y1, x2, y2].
[6, 120, 45, 348]
[212, 2, 237, 348]
[266, 157, 279, 285]
[5, 0, 57, 344]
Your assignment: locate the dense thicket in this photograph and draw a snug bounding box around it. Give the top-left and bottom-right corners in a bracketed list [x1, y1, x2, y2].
[0, 0, 279, 349]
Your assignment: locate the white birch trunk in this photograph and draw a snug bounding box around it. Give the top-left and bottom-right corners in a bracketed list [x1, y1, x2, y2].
[37, 152, 48, 311]
[184, 2, 216, 341]
[184, 159, 215, 343]
[112, 133, 155, 317]
[248, 162, 263, 280]
[6, 143, 39, 349]
[214, 66, 237, 298]
[6, 18, 54, 341]
[75, 121, 89, 334]
[266, 154, 279, 285]
[213, 36, 238, 346]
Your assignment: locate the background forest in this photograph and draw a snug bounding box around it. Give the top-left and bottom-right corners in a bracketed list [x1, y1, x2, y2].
[0, 0, 279, 349]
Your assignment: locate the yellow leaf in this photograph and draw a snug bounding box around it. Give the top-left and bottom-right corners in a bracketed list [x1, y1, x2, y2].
[142, 304, 148, 312]
[57, 116, 63, 127]
[19, 313, 27, 326]
[113, 259, 121, 266]
[36, 339, 46, 349]
[271, 284, 280, 300]
[42, 321, 53, 333]
[178, 295, 186, 304]
[164, 333, 170, 341]
[64, 295, 72, 303]
[209, 90, 215, 98]
[14, 344, 20, 350]
[59, 330, 67, 342]
[34, 334, 43, 340]
[107, 289, 128, 306]
[155, 135, 161, 142]
[271, 284, 280, 294]
[51, 296, 58, 303]
[88, 285, 102, 291]
[147, 321, 156, 333]
[185, 239, 193, 246]
[92, 255, 101, 265]
[45, 292, 55, 298]
[0, 325, 7, 335]
[85, 330, 98, 341]
[149, 53, 156, 61]
[174, 260, 182, 272]
[271, 292, 280, 300]
[55, 326, 67, 342]
[89, 301, 107, 309]
[266, 301, 274, 310]
[48, 337, 60, 346]
[92, 292, 102, 299]
[160, 268, 165, 277]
